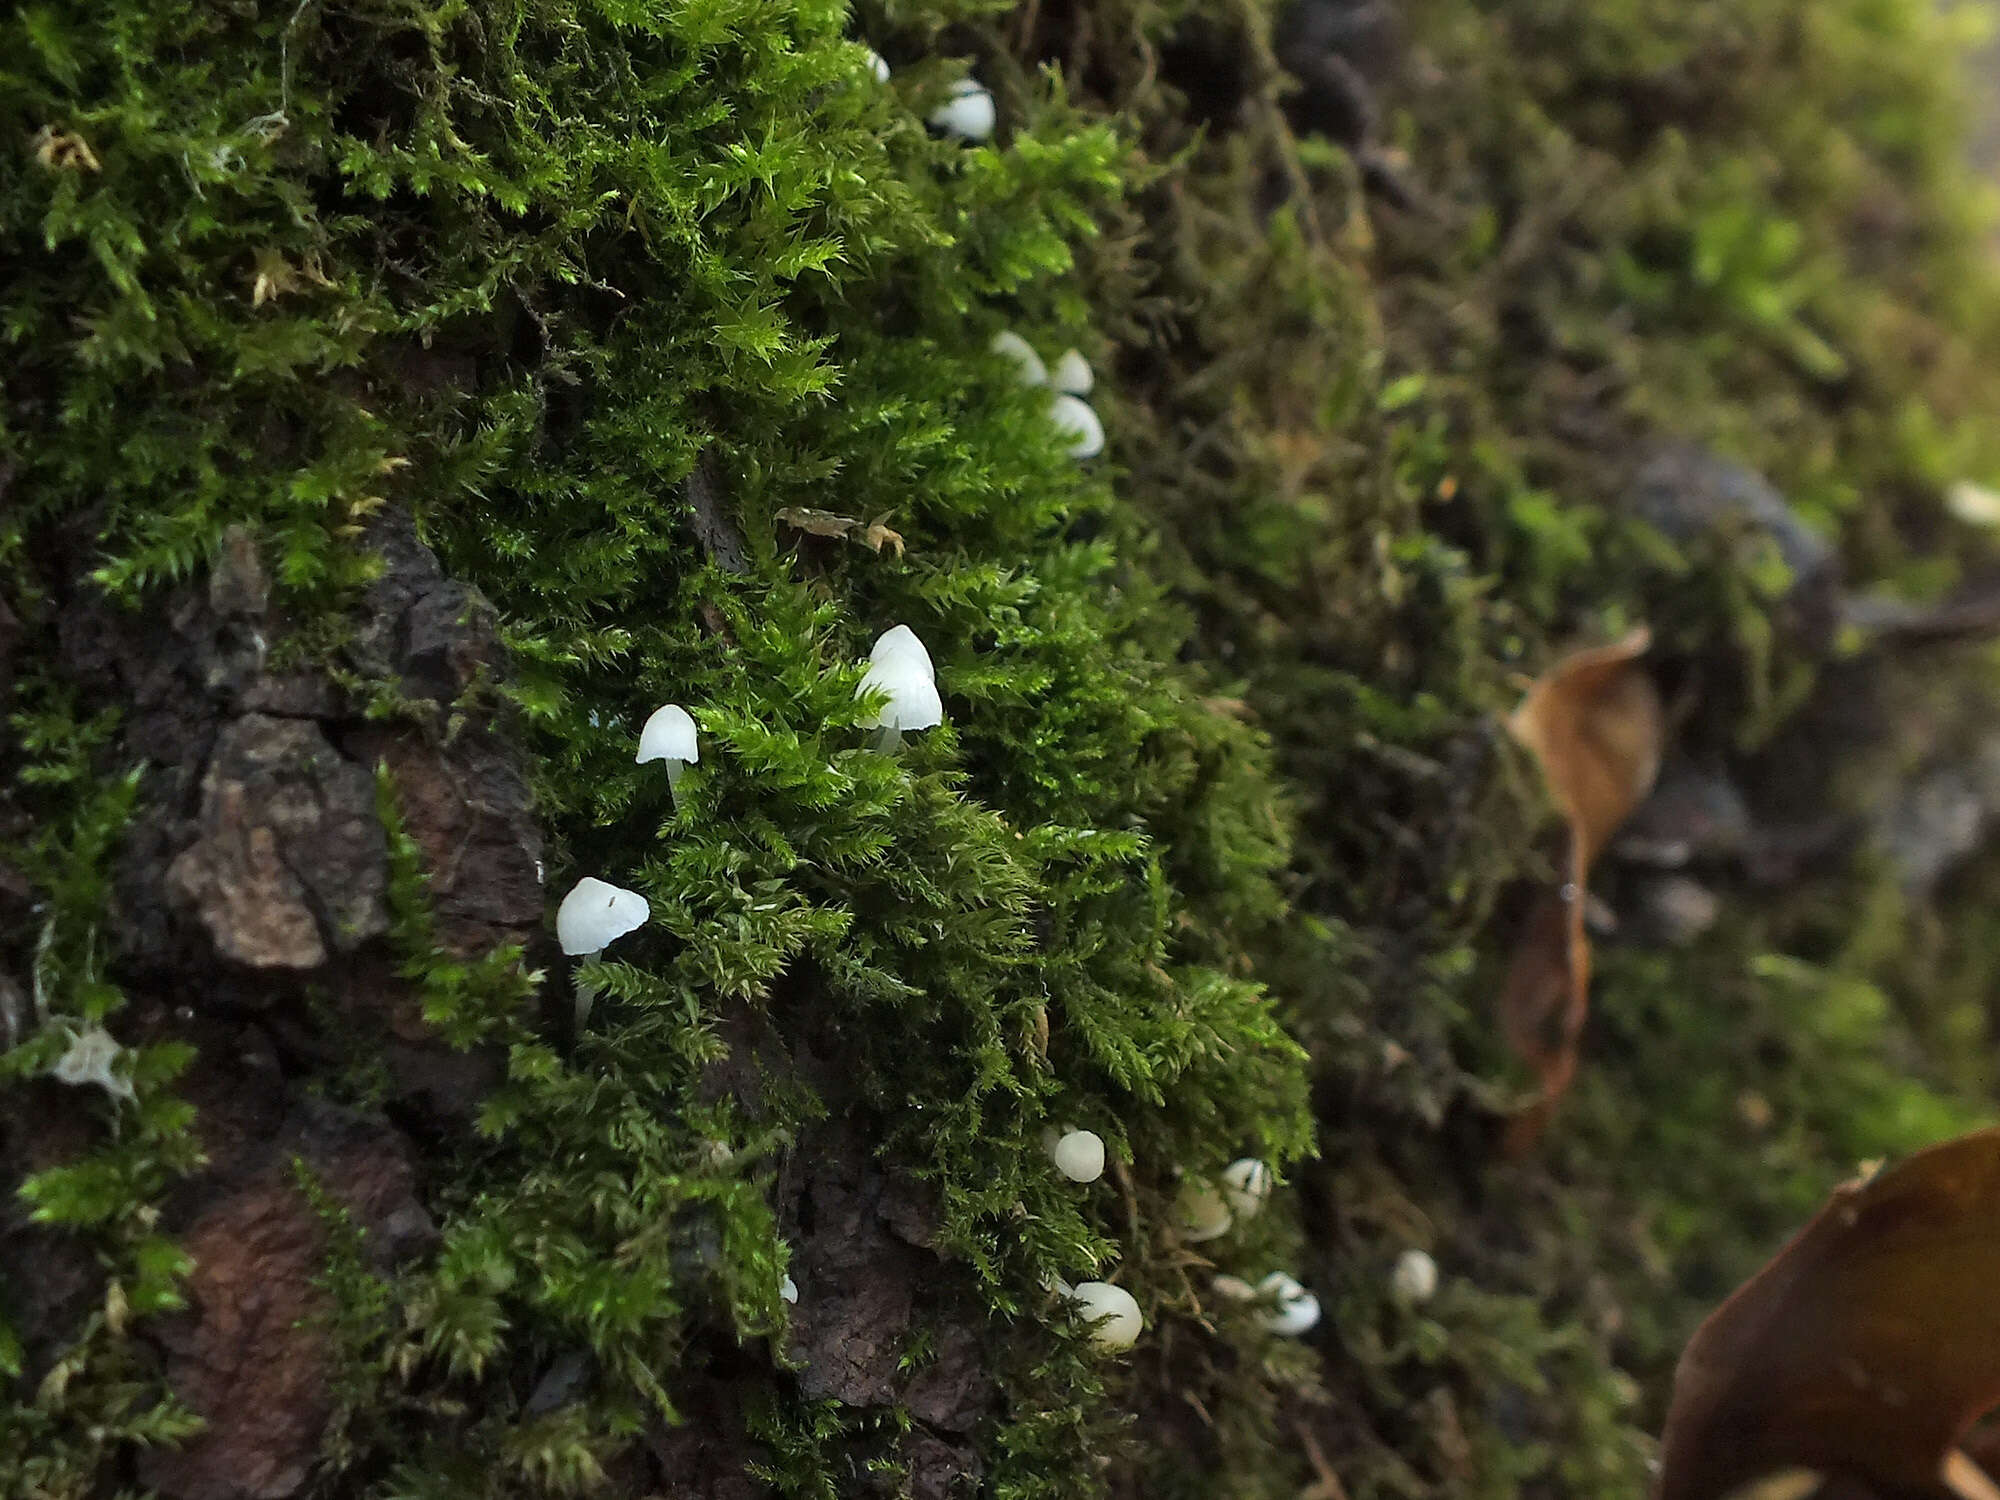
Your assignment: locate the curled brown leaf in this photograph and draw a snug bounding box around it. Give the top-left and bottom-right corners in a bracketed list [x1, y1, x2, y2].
[1498, 627, 1662, 1149]
[1659, 1128, 2000, 1500]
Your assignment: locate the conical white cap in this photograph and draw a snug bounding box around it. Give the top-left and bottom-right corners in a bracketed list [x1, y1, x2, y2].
[1047, 394, 1104, 459]
[1067, 1281, 1142, 1351]
[857, 651, 942, 731]
[930, 78, 995, 141]
[1050, 348, 1093, 396]
[990, 331, 1049, 388]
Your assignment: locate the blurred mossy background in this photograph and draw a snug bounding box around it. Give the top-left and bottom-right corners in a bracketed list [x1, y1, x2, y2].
[7, 0, 2000, 1496]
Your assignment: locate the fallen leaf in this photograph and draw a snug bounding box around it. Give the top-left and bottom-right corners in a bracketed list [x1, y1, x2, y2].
[31, 126, 100, 173]
[859, 515, 905, 559]
[1658, 1127, 2000, 1500]
[1498, 627, 1662, 1149]
[775, 505, 861, 539]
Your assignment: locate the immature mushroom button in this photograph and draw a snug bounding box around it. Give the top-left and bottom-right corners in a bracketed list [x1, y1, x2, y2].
[1392, 1248, 1439, 1304]
[1221, 1158, 1272, 1220]
[1050, 348, 1093, 396]
[861, 47, 891, 83]
[781, 1275, 799, 1305]
[1175, 1176, 1233, 1243]
[929, 77, 996, 142]
[990, 331, 1049, 387]
[1257, 1272, 1321, 1337]
[1047, 394, 1105, 459]
[1045, 1127, 1106, 1184]
[1067, 1281, 1142, 1351]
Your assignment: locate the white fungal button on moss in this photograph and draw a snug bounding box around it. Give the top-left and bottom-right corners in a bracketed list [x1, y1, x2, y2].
[1047, 393, 1105, 459]
[857, 625, 943, 751]
[1067, 1281, 1142, 1351]
[1175, 1176, 1233, 1243]
[990, 330, 1049, 387]
[929, 77, 996, 142]
[51, 1026, 134, 1105]
[1257, 1272, 1321, 1337]
[861, 47, 891, 83]
[1050, 348, 1093, 396]
[1221, 1157, 1272, 1221]
[636, 704, 700, 810]
[781, 1275, 799, 1305]
[1045, 1127, 1105, 1184]
[1392, 1248, 1439, 1305]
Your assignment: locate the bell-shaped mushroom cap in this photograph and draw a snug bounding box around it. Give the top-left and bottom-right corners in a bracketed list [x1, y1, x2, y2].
[929, 77, 996, 141]
[1048, 1128, 1106, 1184]
[780, 1275, 799, 1305]
[1068, 1281, 1142, 1351]
[861, 47, 891, 83]
[636, 704, 700, 766]
[1221, 1157, 1272, 1220]
[858, 630, 943, 732]
[1047, 394, 1105, 459]
[1391, 1248, 1438, 1304]
[1258, 1272, 1321, 1337]
[870, 624, 936, 680]
[990, 331, 1049, 388]
[1050, 348, 1093, 396]
[1175, 1176, 1234, 1243]
[556, 876, 651, 956]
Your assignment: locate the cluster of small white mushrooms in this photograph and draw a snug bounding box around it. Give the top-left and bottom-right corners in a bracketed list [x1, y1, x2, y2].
[990, 331, 1105, 460]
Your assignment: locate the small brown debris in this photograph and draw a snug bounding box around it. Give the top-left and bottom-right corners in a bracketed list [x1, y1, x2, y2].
[31, 126, 100, 173]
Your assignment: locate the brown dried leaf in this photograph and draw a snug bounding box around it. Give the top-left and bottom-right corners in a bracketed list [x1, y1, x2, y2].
[1497, 628, 1662, 1149]
[1507, 626, 1663, 874]
[859, 516, 905, 558]
[775, 505, 861, 539]
[31, 126, 100, 172]
[1659, 1128, 2000, 1500]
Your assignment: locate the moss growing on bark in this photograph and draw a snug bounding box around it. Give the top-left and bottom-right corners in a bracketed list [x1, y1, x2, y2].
[7, 0, 2000, 1497]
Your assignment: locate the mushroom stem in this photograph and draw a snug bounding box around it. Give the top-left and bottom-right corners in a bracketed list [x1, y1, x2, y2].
[665, 759, 687, 813]
[573, 951, 603, 1027]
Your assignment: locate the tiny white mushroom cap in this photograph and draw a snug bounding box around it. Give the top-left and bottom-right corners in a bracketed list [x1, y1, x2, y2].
[1050, 348, 1094, 396]
[1211, 1274, 1258, 1303]
[1257, 1271, 1321, 1337]
[1221, 1158, 1273, 1221]
[636, 704, 700, 766]
[1175, 1176, 1233, 1243]
[781, 1275, 799, 1305]
[929, 77, 996, 142]
[556, 877, 651, 957]
[862, 47, 891, 83]
[1068, 1281, 1142, 1351]
[1046, 1128, 1106, 1184]
[990, 331, 1050, 388]
[869, 624, 936, 680]
[1391, 1248, 1439, 1305]
[1948, 480, 2000, 527]
[858, 638, 943, 732]
[52, 1026, 134, 1104]
[1047, 394, 1105, 459]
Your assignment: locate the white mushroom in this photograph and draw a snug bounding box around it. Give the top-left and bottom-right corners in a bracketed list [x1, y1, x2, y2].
[1221, 1158, 1272, 1221]
[1050, 348, 1093, 396]
[636, 704, 700, 811]
[861, 47, 891, 83]
[1391, 1248, 1439, 1305]
[1046, 394, 1104, 459]
[556, 877, 651, 1025]
[51, 1026, 134, 1105]
[929, 77, 996, 142]
[1044, 1127, 1105, 1184]
[781, 1275, 799, 1305]
[1257, 1271, 1321, 1337]
[1175, 1176, 1233, 1243]
[990, 331, 1049, 388]
[1066, 1281, 1142, 1351]
[1211, 1274, 1258, 1303]
[857, 625, 943, 752]
[1948, 479, 2000, 527]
